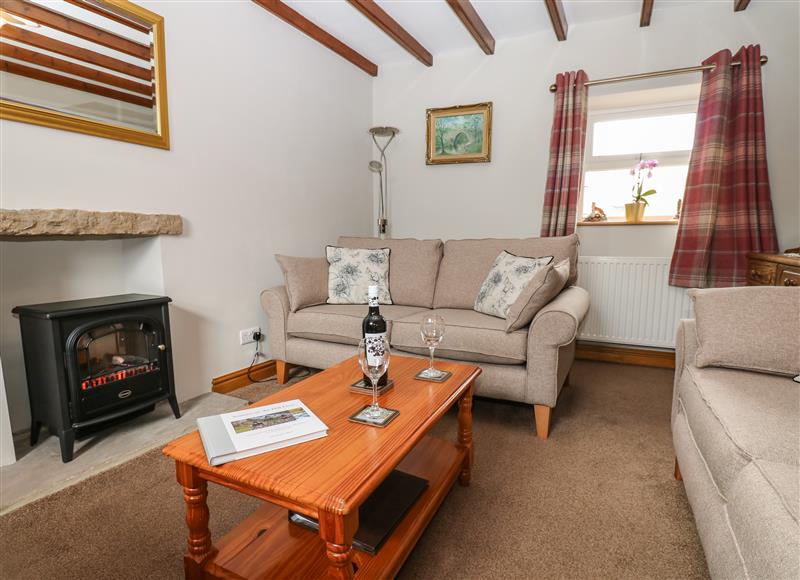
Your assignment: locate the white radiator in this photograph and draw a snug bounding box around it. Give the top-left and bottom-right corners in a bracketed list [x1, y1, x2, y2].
[576, 257, 693, 349]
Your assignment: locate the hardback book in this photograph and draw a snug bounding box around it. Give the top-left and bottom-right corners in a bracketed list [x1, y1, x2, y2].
[288, 469, 428, 554]
[197, 399, 327, 466]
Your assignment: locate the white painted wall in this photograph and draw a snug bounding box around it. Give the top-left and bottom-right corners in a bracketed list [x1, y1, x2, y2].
[0, 2, 372, 433]
[372, 1, 800, 254]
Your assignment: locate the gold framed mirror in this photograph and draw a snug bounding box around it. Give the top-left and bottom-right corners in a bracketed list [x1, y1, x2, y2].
[0, 0, 169, 149]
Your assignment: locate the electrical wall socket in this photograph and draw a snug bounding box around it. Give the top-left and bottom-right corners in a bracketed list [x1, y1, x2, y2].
[239, 327, 261, 346]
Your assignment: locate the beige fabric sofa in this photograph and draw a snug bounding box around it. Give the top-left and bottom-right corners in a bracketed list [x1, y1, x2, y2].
[262, 234, 590, 439]
[672, 288, 800, 579]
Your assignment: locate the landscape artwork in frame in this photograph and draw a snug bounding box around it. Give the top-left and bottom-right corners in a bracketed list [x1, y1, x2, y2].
[426, 102, 492, 165]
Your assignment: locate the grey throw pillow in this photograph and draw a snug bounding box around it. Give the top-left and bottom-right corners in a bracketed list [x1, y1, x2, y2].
[326, 246, 392, 304]
[505, 259, 570, 332]
[474, 251, 553, 319]
[275, 255, 329, 312]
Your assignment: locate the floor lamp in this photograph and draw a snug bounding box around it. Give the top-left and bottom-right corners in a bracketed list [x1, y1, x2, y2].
[368, 126, 399, 239]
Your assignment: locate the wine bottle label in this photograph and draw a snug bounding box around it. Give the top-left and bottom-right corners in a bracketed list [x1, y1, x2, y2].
[364, 332, 386, 366]
[368, 295, 379, 307]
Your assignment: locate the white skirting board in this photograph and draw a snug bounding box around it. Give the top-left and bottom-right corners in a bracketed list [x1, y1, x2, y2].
[577, 256, 693, 349]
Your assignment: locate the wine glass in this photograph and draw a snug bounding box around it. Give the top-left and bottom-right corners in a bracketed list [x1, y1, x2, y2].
[419, 314, 446, 379]
[357, 336, 391, 420]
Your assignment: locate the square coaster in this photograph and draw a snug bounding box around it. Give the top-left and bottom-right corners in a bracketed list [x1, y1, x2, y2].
[348, 405, 400, 428]
[349, 378, 395, 395]
[413, 369, 452, 383]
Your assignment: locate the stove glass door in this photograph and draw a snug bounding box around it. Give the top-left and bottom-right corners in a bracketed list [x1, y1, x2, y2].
[76, 321, 160, 390]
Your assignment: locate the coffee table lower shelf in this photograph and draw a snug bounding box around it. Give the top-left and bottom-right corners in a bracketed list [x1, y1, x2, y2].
[203, 435, 466, 579]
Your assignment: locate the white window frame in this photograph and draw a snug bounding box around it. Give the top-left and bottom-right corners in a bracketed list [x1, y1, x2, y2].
[581, 100, 697, 221]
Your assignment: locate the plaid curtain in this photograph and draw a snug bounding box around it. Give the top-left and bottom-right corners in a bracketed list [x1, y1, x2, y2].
[540, 70, 589, 237]
[669, 45, 778, 287]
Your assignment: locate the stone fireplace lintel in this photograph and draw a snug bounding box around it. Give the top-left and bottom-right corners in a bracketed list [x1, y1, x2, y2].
[0, 209, 182, 239]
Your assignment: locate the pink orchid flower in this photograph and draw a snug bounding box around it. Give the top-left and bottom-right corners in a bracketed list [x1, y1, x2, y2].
[630, 158, 658, 205]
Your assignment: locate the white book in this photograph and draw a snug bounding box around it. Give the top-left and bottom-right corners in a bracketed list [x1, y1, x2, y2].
[197, 399, 328, 466]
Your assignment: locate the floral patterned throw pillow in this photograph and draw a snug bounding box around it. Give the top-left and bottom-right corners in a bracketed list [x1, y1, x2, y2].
[326, 246, 392, 304]
[474, 251, 553, 319]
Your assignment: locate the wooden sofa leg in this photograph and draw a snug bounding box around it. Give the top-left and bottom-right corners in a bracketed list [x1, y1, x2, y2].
[674, 457, 683, 481]
[276, 360, 293, 385]
[533, 405, 552, 440]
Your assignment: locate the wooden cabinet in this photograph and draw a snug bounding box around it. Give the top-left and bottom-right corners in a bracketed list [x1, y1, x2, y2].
[747, 252, 800, 287]
[778, 268, 800, 287]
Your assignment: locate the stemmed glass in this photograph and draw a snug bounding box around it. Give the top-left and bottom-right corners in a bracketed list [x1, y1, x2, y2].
[419, 314, 446, 379]
[357, 335, 391, 420]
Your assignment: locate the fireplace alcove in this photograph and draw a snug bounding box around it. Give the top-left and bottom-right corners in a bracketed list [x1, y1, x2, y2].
[0, 209, 182, 466]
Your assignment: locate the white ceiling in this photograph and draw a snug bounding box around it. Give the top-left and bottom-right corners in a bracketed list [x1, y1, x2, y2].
[282, 1, 648, 66]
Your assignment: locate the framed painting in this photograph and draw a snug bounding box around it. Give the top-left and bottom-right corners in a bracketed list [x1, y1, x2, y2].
[426, 102, 492, 165]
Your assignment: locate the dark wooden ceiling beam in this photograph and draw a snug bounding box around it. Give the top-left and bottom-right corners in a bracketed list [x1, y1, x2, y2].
[543, 0, 568, 41]
[445, 0, 495, 55]
[252, 0, 378, 77]
[0, 25, 152, 81]
[734, 0, 751, 11]
[0, 42, 153, 95]
[347, 0, 432, 66]
[2, 0, 151, 60]
[0, 59, 153, 108]
[62, 0, 152, 34]
[640, 0, 654, 27]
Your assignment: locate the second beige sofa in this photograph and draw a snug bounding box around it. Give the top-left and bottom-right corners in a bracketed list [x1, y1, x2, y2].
[262, 234, 590, 439]
[672, 287, 799, 579]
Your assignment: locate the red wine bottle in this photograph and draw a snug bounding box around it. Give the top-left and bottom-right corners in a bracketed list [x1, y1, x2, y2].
[362, 285, 388, 386]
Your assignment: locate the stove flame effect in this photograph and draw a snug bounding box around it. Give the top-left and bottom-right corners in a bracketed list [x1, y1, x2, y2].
[81, 362, 158, 390]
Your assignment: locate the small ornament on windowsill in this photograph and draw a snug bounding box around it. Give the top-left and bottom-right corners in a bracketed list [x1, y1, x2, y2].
[584, 202, 608, 222]
[674, 199, 682, 220]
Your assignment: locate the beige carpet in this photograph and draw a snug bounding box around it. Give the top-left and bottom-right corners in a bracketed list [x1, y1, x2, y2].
[0, 361, 708, 579]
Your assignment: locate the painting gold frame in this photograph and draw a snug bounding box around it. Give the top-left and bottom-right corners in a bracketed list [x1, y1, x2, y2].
[426, 102, 492, 165]
[0, 0, 170, 149]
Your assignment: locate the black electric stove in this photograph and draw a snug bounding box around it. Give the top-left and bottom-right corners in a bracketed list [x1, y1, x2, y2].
[13, 294, 180, 462]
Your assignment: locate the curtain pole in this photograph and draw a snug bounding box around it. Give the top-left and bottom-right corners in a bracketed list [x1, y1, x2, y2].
[548, 55, 768, 93]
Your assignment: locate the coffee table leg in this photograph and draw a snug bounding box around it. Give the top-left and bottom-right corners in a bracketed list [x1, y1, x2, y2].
[457, 382, 474, 486]
[319, 510, 358, 580]
[176, 461, 216, 579]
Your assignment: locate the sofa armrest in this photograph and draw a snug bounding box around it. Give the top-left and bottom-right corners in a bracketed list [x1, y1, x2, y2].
[260, 285, 290, 361]
[672, 319, 697, 422]
[529, 285, 590, 346]
[526, 285, 590, 406]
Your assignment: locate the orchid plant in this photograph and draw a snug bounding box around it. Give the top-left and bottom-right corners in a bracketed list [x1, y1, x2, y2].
[630, 158, 658, 205]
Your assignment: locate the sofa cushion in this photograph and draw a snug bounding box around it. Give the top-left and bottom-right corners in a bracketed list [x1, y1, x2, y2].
[326, 246, 392, 305]
[433, 235, 579, 309]
[275, 255, 329, 312]
[474, 251, 553, 318]
[691, 287, 800, 376]
[725, 460, 799, 579]
[676, 364, 799, 496]
[506, 259, 570, 332]
[392, 308, 528, 365]
[338, 237, 443, 308]
[287, 304, 427, 346]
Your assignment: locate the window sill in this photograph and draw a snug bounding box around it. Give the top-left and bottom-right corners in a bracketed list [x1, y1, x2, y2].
[578, 218, 679, 227]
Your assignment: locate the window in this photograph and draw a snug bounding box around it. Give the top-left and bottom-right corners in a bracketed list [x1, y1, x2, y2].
[581, 96, 698, 222]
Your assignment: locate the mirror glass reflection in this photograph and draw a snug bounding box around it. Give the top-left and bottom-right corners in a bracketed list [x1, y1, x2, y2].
[0, 0, 158, 132]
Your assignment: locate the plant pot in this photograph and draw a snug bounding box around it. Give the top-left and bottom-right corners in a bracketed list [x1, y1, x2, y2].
[625, 202, 646, 223]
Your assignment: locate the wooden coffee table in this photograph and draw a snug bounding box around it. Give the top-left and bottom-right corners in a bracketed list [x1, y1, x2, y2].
[162, 355, 481, 579]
